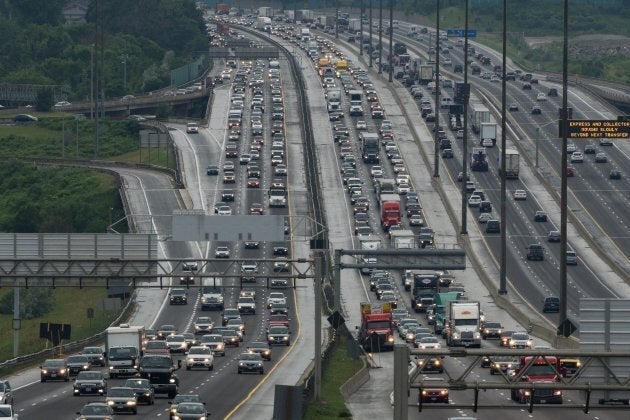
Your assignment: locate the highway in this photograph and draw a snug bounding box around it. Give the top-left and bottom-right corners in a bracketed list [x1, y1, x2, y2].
[5, 12, 630, 420]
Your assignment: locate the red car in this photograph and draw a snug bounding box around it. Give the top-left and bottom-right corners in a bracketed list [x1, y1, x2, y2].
[566, 165, 576, 177]
[249, 203, 264, 215]
[268, 314, 290, 329]
[247, 178, 260, 188]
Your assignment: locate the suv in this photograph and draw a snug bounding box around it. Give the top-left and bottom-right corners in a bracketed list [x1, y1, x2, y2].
[241, 261, 259, 282]
[73, 370, 107, 396]
[0, 380, 13, 405]
[40, 359, 70, 382]
[169, 289, 188, 305]
[543, 297, 560, 313]
[526, 244, 544, 261]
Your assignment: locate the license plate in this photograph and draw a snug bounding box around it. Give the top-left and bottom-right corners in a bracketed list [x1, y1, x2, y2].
[85, 387, 92, 392]
[540, 399, 546, 403]
[51, 374, 57, 377]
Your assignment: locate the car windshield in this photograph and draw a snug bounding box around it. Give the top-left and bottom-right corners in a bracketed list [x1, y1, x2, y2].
[141, 357, 171, 368]
[108, 388, 134, 397]
[178, 403, 206, 414]
[166, 335, 185, 342]
[67, 355, 88, 363]
[44, 360, 65, 367]
[250, 342, 268, 349]
[77, 371, 102, 380]
[486, 322, 501, 328]
[82, 405, 110, 415]
[83, 347, 102, 354]
[126, 378, 148, 386]
[172, 394, 201, 404]
[268, 326, 288, 334]
[240, 353, 262, 361]
[189, 347, 211, 355]
[146, 341, 167, 349]
[513, 333, 529, 340]
[202, 335, 222, 343]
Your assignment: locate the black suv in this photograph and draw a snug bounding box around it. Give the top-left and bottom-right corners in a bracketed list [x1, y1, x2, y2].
[222, 189, 235, 202]
[40, 359, 70, 382]
[526, 244, 545, 261]
[169, 289, 188, 305]
[543, 297, 560, 313]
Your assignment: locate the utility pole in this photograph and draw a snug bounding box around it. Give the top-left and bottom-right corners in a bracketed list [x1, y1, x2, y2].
[433, 0, 441, 178]
[460, 0, 470, 235]
[378, 0, 383, 74]
[498, 0, 508, 295]
[121, 54, 129, 92]
[388, 0, 393, 82]
[369, 0, 373, 68]
[360, 1, 364, 56]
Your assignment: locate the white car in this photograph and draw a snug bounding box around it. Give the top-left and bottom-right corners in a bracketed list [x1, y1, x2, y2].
[370, 166, 383, 177]
[509, 332, 533, 349]
[186, 346, 214, 370]
[397, 183, 411, 195]
[217, 206, 232, 215]
[417, 336, 441, 349]
[513, 189, 527, 200]
[536, 92, 547, 101]
[54, 100, 72, 107]
[215, 246, 230, 258]
[570, 151, 584, 163]
[396, 174, 410, 185]
[468, 195, 482, 207]
[267, 292, 286, 309]
[409, 214, 424, 226]
[356, 120, 367, 130]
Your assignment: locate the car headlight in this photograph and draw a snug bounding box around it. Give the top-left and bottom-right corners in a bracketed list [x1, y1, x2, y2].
[510, 340, 515, 345]
[126, 400, 136, 406]
[576, 361, 581, 367]
[42, 370, 48, 374]
[283, 336, 289, 340]
[440, 390, 448, 395]
[453, 334, 459, 339]
[59, 369, 66, 374]
[107, 400, 115, 406]
[239, 362, 245, 366]
[169, 378, 176, 383]
[83, 365, 89, 369]
[108, 366, 114, 370]
[188, 358, 194, 363]
[554, 390, 562, 396]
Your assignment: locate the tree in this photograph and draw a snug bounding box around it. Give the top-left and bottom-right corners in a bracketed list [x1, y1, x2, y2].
[36, 86, 54, 111]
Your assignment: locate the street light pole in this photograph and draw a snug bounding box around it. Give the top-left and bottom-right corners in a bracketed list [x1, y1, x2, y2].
[536, 127, 540, 168]
[121, 54, 128, 93]
[369, 0, 373, 68]
[433, 0, 441, 178]
[378, 0, 383, 74]
[388, 0, 393, 82]
[460, 0, 470, 235]
[498, 0, 508, 295]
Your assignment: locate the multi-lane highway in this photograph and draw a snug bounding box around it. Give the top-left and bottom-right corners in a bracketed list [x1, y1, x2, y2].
[6, 10, 630, 420]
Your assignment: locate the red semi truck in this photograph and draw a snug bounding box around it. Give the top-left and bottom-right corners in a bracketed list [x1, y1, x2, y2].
[379, 193, 401, 230]
[215, 3, 229, 15]
[358, 302, 394, 352]
[510, 356, 564, 404]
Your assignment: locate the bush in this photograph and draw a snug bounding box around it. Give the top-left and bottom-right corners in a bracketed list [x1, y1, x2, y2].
[0, 288, 54, 319]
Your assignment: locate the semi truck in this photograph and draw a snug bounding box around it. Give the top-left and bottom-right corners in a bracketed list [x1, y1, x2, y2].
[358, 302, 394, 352]
[326, 87, 342, 112]
[411, 273, 439, 313]
[295, 9, 314, 23]
[454, 81, 470, 104]
[379, 194, 401, 230]
[106, 324, 144, 378]
[470, 102, 490, 134]
[268, 188, 287, 207]
[390, 229, 416, 249]
[216, 3, 229, 15]
[255, 16, 272, 32]
[375, 178, 396, 196]
[300, 27, 310, 41]
[349, 18, 362, 32]
[360, 132, 380, 163]
[433, 292, 461, 336]
[258, 6, 272, 17]
[500, 149, 520, 179]
[445, 301, 482, 347]
[419, 65, 434, 85]
[510, 356, 564, 404]
[358, 236, 382, 274]
[480, 122, 497, 147]
[470, 147, 489, 172]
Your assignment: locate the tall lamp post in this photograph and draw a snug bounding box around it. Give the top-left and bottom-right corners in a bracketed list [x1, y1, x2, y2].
[121, 54, 129, 93]
[460, 0, 470, 235]
[498, 0, 508, 294]
[378, 0, 383, 74]
[369, 0, 373, 67]
[388, 0, 393, 82]
[433, 0, 441, 178]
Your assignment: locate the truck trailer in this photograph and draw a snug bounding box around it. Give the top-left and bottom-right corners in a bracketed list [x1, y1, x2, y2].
[106, 324, 144, 378]
[500, 149, 520, 179]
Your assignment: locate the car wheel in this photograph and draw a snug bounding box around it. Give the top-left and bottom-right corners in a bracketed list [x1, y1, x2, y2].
[238, 369, 242, 374]
[209, 364, 214, 371]
[133, 409, 138, 415]
[186, 366, 191, 370]
[168, 392, 176, 399]
[260, 370, 264, 375]
[65, 377, 69, 382]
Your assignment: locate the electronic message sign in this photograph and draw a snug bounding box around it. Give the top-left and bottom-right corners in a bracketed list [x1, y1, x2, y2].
[561, 119, 629, 139]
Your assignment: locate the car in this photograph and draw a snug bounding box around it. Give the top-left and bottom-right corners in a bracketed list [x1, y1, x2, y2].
[223, 161, 235, 171]
[441, 148, 453, 158]
[508, 103, 519, 112]
[273, 245, 289, 255]
[193, 317, 214, 335]
[531, 106, 542, 115]
[124, 378, 155, 405]
[477, 320, 501, 338]
[594, 152, 608, 163]
[222, 189, 235, 202]
[222, 308, 242, 326]
[215, 246, 230, 258]
[547, 230, 561, 242]
[416, 337, 441, 349]
[542, 296, 560, 313]
[165, 334, 189, 353]
[72, 370, 107, 396]
[467, 195, 482, 207]
[267, 325, 291, 346]
[464, 181, 475, 193]
[522, 83, 532, 90]
[237, 296, 256, 314]
[78, 346, 104, 367]
[566, 250, 579, 265]
[417, 357, 444, 373]
[169, 288, 188, 305]
[249, 202, 264, 215]
[0, 382, 11, 407]
[599, 138, 613, 146]
[144, 340, 169, 355]
[274, 164, 288, 176]
[536, 92, 547, 101]
[513, 189, 527, 200]
[186, 122, 199, 134]
[486, 220, 500, 233]
[356, 120, 367, 130]
[247, 341, 272, 361]
[409, 214, 424, 226]
[121, 95, 135, 101]
[534, 211, 548, 222]
[199, 334, 225, 356]
[156, 324, 176, 340]
[490, 356, 519, 375]
[499, 330, 515, 347]
[75, 402, 115, 419]
[54, 100, 72, 107]
[223, 171, 236, 183]
[40, 359, 69, 382]
[171, 402, 209, 419]
[509, 332, 533, 349]
[566, 143, 577, 154]
[216, 205, 232, 215]
[478, 213, 493, 224]
[566, 165, 576, 177]
[570, 151, 584, 163]
[609, 169, 622, 180]
[206, 165, 219, 175]
[186, 346, 214, 371]
[244, 241, 260, 249]
[66, 355, 92, 376]
[105, 387, 137, 414]
[168, 394, 204, 419]
[526, 244, 545, 261]
[237, 352, 264, 374]
[419, 377, 449, 404]
[584, 144, 597, 154]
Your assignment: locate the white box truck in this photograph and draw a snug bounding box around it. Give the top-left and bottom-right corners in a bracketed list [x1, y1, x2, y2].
[500, 149, 520, 179]
[358, 235, 382, 274]
[106, 324, 144, 378]
[446, 301, 481, 347]
[390, 229, 416, 249]
[480, 122, 497, 147]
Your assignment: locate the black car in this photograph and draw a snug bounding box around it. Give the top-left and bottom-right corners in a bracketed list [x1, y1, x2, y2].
[40, 359, 70, 382]
[479, 201, 492, 213]
[171, 402, 209, 419]
[609, 169, 622, 180]
[416, 357, 444, 373]
[206, 165, 219, 175]
[75, 402, 115, 419]
[81, 346, 106, 366]
[247, 341, 272, 361]
[547, 230, 561, 242]
[14, 113, 38, 123]
[124, 378, 155, 405]
[169, 288, 188, 305]
[273, 245, 289, 255]
[531, 106, 542, 115]
[543, 296, 560, 313]
[526, 244, 545, 261]
[66, 355, 91, 376]
[237, 352, 265, 374]
[267, 325, 291, 346]
[534, 211, 548, 222]
[222, 189, 235, 201]
[481, 321, 503, 339]
[73, 370, 107, 396]
[244, 241, 260, 249]
[169, 394, 204, 420]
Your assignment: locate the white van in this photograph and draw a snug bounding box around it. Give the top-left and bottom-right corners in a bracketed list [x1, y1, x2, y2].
[440, 96, 453, 109]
